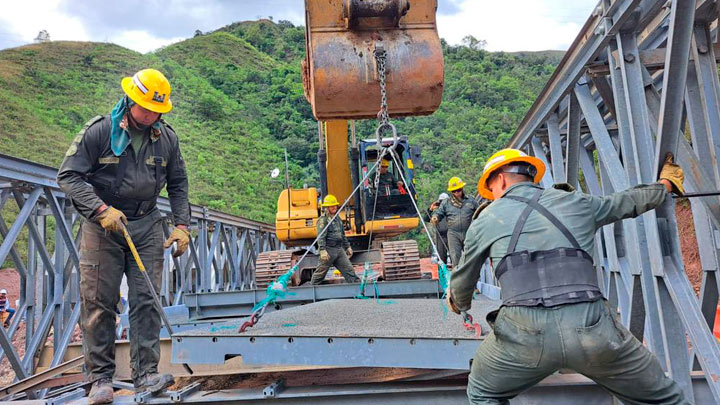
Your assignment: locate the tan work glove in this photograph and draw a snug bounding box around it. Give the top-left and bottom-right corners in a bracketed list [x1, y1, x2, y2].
[659, 153, 684, 195]
[164, 227, 190, 257]
[430, 216, 439, 226]
[346, 247, 353, 258]
[319, 249, 330, 262]
[445, 287, 461, 314]
[97, 206, 127, 233]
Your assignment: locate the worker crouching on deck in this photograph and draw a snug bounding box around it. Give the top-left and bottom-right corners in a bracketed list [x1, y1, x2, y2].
[311, 195, 360, 284]
[57, 69, 191, 404]
[448, 148, 688, 404]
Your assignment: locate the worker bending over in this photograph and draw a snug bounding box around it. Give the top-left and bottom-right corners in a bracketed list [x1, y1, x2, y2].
[311, 195, 360, 284]
[431, 177, 479, 267]
[448, 148, 687, 404]
[57, 69, 190, 404]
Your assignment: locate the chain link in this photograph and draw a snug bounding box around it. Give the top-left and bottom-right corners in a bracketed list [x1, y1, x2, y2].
[375, 47, 390, 127]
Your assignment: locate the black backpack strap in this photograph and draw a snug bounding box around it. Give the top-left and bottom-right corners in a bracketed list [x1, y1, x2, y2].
[504, 189, 581, 254]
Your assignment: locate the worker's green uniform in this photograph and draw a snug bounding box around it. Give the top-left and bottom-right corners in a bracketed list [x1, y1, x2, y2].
[57, 115, 190, 384]
[432, 194, 479, 266]
[311, 214, 360, 284]
[371, 170, 399, 195]
[451, 182, 686, 404]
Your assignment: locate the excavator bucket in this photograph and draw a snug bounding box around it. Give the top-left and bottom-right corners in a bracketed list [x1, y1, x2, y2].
[303, 0, 444, 120]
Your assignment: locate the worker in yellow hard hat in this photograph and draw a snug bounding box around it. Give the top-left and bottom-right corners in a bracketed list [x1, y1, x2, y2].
[311, 195, 360, 285]
[371, 159, 404, 196]
[430, 176, 479, 267]
[57, 68, 189, 403]
[448, 148, 687, 404]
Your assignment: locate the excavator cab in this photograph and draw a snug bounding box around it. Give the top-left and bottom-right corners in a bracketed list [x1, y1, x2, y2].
[303, 0, 443, 119]
[360, 136, 419, 219]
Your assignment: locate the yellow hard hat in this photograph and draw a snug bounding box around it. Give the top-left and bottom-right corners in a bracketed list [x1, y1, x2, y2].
[477, 148, 546, 200]
[380, 160, 390, 168]
[447, 176, 466, 192]
[121, 69, 173, 114]
[321, 194, 340, 207]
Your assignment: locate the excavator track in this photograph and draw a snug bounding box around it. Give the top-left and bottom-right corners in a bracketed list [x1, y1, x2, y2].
[381, 240, 422, 281]
[255, 250, 298, 289]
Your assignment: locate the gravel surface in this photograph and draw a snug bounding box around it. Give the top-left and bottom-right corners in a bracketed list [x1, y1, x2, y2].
[180, 298, 500, 339]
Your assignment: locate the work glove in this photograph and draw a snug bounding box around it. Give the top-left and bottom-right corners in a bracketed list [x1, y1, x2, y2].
[346, 247, 353, 258]
[430, 216, 439, 226]
[659, 153, 684, 195]
[445, 287, 461, 314]
[163, 227, 190, 257]
[97, 206, 127, 233]
[319, 249, 330, 262]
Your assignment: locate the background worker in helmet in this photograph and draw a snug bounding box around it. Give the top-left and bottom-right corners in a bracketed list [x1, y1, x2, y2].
[424, 193, 449, 264]
[371, 159, 404, 196]
[57, 69, 190, 403]
[311, 195, 360, 284]
[0, 289, 15, 327]
[448, 148, 686, 404]
[431, 177, 479, 267]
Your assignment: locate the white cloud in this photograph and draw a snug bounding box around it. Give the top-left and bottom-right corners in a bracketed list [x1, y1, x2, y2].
[0, 0, 600, 53]
[437, 0, 598, 51]
[110, 31, 186, 54]
[0, 0, 90, 48]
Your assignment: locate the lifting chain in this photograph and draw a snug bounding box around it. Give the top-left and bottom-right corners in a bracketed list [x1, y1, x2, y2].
[374, 45, 398, 148]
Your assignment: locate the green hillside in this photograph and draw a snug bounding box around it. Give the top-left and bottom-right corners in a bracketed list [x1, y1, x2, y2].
[0, 20, 561, 228]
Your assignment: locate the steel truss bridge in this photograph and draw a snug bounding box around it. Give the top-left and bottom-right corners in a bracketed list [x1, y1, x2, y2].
[0, 153, 280, 392]
[2, 0, 720, 403]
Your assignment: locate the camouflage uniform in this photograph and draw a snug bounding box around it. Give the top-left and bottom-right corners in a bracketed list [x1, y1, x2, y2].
[451, 182, 686, 404]
[311, 214, 360, 284]
[432, 195, 479, 266]
[57, 115, 189, 384]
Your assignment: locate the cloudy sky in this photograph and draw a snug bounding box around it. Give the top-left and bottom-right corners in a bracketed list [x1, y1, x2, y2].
[0, 0, 598, 53]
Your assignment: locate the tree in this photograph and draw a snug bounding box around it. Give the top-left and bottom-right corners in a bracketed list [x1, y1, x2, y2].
[194, 29, 203, 37]
[462, 35, 487, 50]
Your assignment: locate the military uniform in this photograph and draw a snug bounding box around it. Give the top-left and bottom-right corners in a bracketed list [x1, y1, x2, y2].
[424, 208, 448, 263]
[371, 171, 398, 195]
[432, 195, 479, 266]
[57, 115, 189, 384]
[311, 214, 360, 284]
[451, 181, 685, 404]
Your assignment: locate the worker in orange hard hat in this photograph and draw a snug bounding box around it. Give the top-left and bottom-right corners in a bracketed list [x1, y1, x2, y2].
[431, 176, 479, 267]
[57, 68, 190, 403]
[311, 195, 360, 284]
[448, 148, 687, 404]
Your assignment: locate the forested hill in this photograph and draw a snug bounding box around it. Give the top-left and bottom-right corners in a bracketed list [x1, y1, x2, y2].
[0, 19, 563, 223]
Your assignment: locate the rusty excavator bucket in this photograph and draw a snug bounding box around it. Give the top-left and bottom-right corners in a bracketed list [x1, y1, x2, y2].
[303, 0, 444, 120]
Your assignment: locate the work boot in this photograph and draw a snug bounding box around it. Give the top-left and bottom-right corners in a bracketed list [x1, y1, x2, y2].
[134, 373, 174, 394]
[88, 378, 113, 404]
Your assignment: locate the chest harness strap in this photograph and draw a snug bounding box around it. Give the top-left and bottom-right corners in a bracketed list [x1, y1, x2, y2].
[494, 189, 603, 307]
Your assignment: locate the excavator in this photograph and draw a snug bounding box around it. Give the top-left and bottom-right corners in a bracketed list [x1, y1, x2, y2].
[255, 0, 444, 287]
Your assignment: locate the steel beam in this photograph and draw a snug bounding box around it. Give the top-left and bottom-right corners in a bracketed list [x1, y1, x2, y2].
[184, 279, 441, 319]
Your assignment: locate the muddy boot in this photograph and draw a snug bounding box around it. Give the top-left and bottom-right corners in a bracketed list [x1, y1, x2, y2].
[88, 378, 113, 404]
[134, 373, 174, 394]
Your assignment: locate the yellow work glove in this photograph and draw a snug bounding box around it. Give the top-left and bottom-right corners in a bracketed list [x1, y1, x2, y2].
[659, 153, 684, 195]
[319, 250, 330, 262]
[430, 216, 439, 226]
[97, 206, 127, 233]
[163, 227, 190, 257]
[446, 287, 461, 314]
[346, 247, 353, 259]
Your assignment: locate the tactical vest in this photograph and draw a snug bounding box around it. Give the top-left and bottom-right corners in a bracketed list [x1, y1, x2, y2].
[494, 189, 603, 307]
